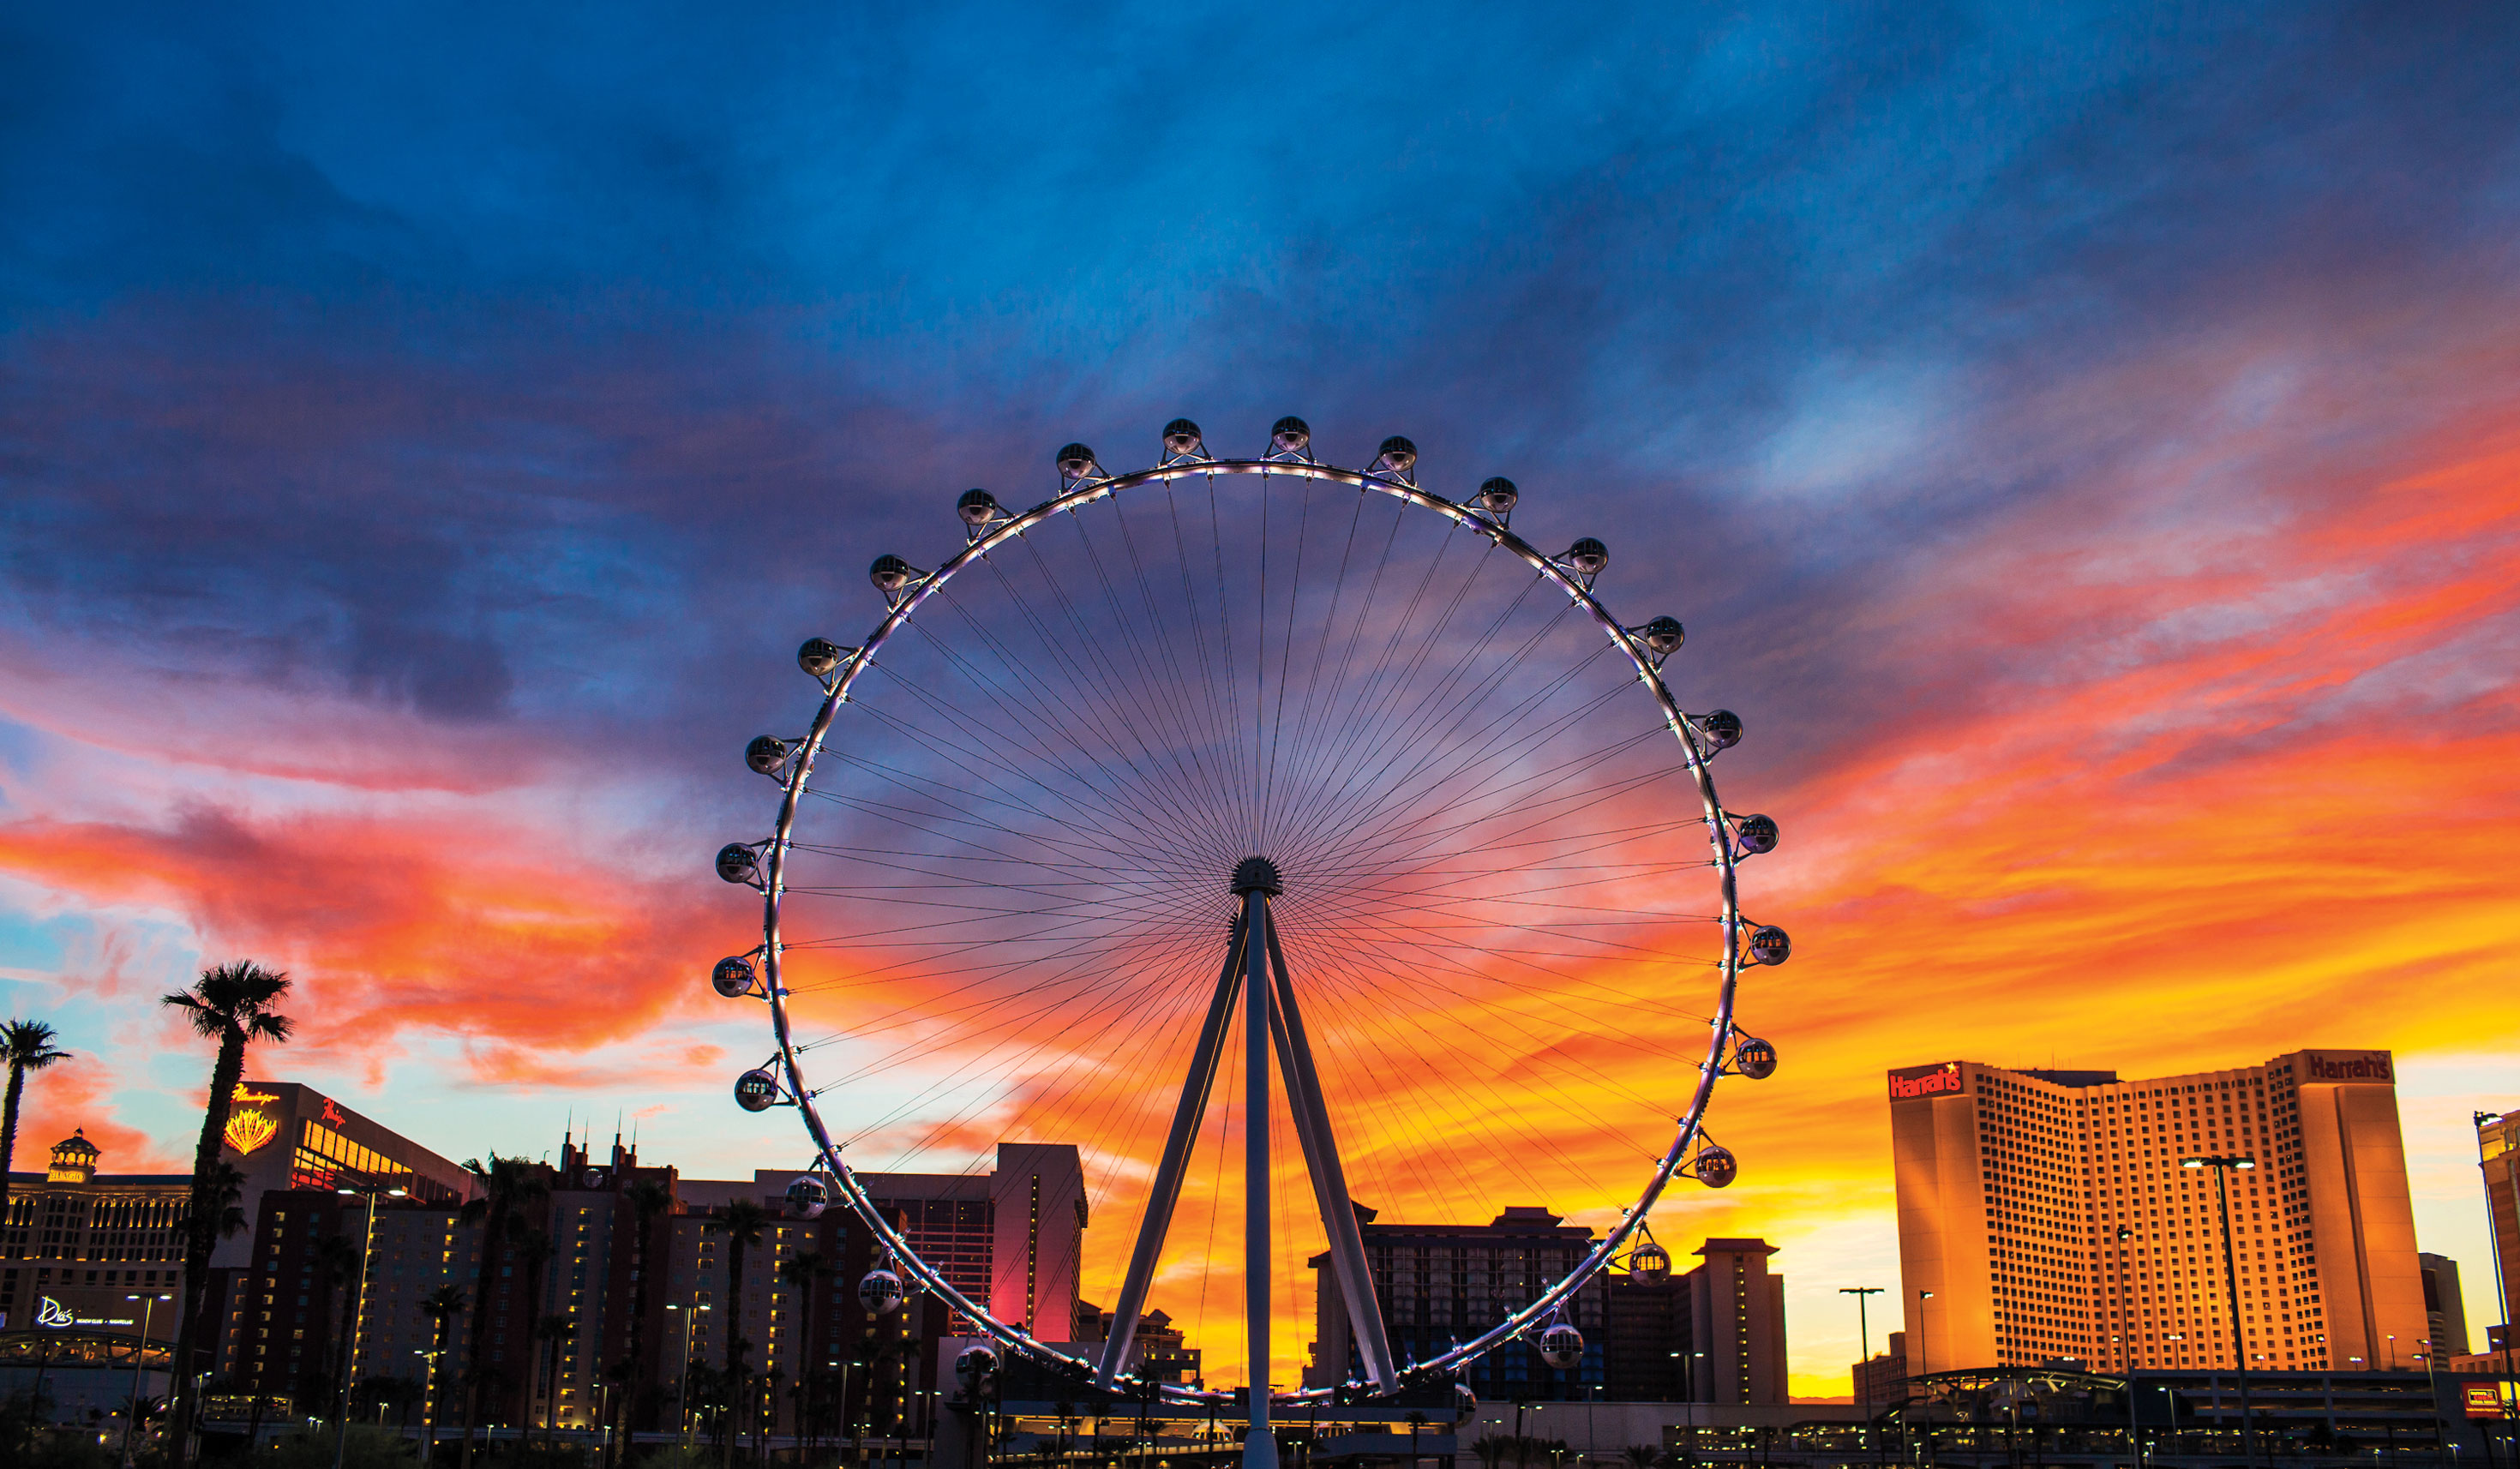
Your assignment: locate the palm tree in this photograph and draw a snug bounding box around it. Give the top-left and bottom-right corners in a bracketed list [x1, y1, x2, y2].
[534, 1316, 577, 1446]
[422, 1286, 466, 1455]
[457, 1154, 549, 1469]
[0, 1020, 70, 1229]
[514, 1227, 555, 1437]
[609, 1184, 680, 1469]
[705, 1198, 768, 1469]
[312, 1231, 363, 1412]
[1621, 1446, 1662, 1469]
[778, 1249, 826, 1454]
[161, 960, 293, 1465]
[614, 1178, 674, 1462]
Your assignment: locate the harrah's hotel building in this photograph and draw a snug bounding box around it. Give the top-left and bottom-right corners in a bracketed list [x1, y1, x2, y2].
[1889, 1050, 2427, 1376]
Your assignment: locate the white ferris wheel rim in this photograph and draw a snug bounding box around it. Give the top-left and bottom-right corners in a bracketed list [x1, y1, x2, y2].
[739, 434, 1763, 1406]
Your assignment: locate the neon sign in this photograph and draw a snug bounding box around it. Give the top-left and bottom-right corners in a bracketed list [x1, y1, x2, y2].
[1888, 1062, 1965, 1100]
[225, 1108, 280, 1155]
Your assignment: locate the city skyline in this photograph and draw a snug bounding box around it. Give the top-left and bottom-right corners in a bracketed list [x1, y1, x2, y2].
[5, 4, 2519, 1404]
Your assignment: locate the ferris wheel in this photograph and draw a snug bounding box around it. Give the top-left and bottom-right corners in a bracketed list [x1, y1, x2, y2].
[708, 418, 1786, 1457]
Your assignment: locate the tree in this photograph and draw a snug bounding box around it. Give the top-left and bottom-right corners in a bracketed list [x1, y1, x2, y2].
[1622, 1446, 1662, 1469]
[705, 1198, 769, 1469]
[534, 1316, 577, 1447]
[0, 1020, 70, 1232]
[421, 1285, 467, 1451]
[614, 1178, 675, 1458]
[456, 1154, 549, 1469]
[777, 1249, 827, 1455]
[513, 1228, 555, 1438]
[161, 960, 294, 1466]
[314, 1231, 364, 1408]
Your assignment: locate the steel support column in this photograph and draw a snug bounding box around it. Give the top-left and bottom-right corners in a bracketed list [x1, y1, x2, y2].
[1263, 916, 1400, 1394]
[1243, 888, 1280, 1469]
[1094, 914, 1249, 1388]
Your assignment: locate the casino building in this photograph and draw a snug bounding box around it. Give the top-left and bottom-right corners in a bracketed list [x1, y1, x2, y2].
[1889, 1050, 2427, 1376]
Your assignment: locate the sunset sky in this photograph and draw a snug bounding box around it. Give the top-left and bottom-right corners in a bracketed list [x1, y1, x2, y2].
[4, 5, 2518, 1398]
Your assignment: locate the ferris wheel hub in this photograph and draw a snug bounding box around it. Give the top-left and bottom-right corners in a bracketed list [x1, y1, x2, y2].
[1229, 855, 1285, 896]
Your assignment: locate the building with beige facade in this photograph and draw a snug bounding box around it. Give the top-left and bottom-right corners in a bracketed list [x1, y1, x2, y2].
[1889, 1050, 2427, 1376]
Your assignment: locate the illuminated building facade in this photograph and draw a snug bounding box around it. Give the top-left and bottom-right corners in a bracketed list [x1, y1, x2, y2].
[1685, 1238, 1789, 1406]
[1306, 1205, 1608, 1399]
[1, 1131, 188, 1343]
[1891, 1051, 2427, 1376]
[2481, 1110, 2520, 1342]
[225, 1131, 942, 1437]
[729, 1142, 1086, 1338]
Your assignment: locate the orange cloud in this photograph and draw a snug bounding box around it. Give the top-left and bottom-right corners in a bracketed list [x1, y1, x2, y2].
[4, 1053, 183, 1175]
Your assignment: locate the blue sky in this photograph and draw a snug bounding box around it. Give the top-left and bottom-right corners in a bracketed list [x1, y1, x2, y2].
[5, 3, 2519, 1390]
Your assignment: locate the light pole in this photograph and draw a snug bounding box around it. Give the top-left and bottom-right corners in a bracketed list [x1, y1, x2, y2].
[1917, 1291, 1934, 1466]
[2184, 1154, 2259, 1469]
[333, 1184, 406, 1469]
[123, 1292, 172, 1469]
[1845, 1287, 1885, 1465]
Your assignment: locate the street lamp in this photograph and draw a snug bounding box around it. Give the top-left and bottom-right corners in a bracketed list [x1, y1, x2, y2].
[333, 1184, 407, 1469]
[1917, 1291, 1935, 1466]
[122, 1292, 173, 1469]
[1844, 1287, 1885, 1464]
[2183, 1154, 2259, 1469]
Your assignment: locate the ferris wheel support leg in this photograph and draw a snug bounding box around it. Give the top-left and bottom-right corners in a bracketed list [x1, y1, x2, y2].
[1094, 915, 1250, 1391]
[1243, 890, 1280, 1469]
[1263, 918, 1402, 1396]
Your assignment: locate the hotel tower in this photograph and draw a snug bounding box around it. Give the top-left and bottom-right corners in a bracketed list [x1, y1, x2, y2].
[1889, 1050, 2427, 1376]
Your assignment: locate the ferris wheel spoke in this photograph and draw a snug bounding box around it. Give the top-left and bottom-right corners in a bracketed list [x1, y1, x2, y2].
[1264, 529, 1521, 852]
[852, 662, 1222, 864]
[866, 634, 1243, 877]
[1255, 495, 1479, 849]
[1268, 566, 1571, 850]
[1095, 911, 1248, 1388]
[1258, 906, 1404, 1388]
[1289, 675, 1648, 882]
[995, 534, 1251, 865]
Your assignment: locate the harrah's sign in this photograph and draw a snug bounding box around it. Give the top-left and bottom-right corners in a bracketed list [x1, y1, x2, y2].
[1889, 1063, 1966, 1100]
[2301, 1051, 2394, 1083]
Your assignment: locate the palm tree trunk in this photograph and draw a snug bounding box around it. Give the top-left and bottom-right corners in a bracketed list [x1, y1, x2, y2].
[618, 1226, 653, 1467]
[170, 1027, 247, 1469]
[461, 1202, 509, 1469]
[724, 1239, 747, 1469]
[0, 1061, 28, 1238]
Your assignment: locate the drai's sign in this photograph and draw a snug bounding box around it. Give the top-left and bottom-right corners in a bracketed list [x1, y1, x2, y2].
[1888, 1062, 1966, 1100]
[36, 1297, 139, 1329]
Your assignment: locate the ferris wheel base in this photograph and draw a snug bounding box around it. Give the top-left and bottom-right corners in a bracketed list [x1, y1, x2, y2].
[1242, 1430, 1281, 1469]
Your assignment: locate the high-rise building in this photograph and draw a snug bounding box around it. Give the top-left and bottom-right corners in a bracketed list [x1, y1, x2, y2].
[5, 1080, 471, 1395]
[225, 1130, 942, 1438]
[1851, 1329, 1907, 1407]
[1889, 1050, 2427, 1376]
[709, 1142, 1085, 1338]
[1306, 1204, 1606, 1400]
[2479, 1110, 2520, 1344]
[1687, 1238, 1788, 1406]
[2418, 1253, 2469, 1358]
[1604, 1240, 1685, 1401]
[0, 1130, 188, 1340]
